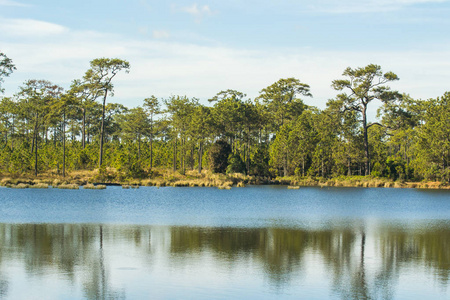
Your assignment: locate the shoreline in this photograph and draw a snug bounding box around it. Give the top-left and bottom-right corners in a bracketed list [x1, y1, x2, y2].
[1, 169, 449, 190]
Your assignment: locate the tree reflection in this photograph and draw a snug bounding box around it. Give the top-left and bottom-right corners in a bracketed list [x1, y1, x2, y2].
[0, 223, 447, 299]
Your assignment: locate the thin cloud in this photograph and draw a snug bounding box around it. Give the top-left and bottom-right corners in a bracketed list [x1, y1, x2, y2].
[0, 0, 29, 6]
[152, 30, 170, 39]
[183, 3, 212, 16]
[2, 17, 449, 111]
[309, 0, 448, 13]
[0, 18, 68, 37]
[174, 3, 214, 22]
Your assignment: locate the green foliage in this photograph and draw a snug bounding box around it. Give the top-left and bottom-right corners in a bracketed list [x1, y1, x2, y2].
[226, 152, 246, 174]
[250, 146, 270, 177]
[371, 162, 384, 178]
[332, 64, 401, 176]
[257, 77, 311, 131]
[385, 157, 405, 180]
[94, 165, 116, 182]
[208, 140, 231, 173]
[0, 51, 16, 94]
[0, 56, 448, 184]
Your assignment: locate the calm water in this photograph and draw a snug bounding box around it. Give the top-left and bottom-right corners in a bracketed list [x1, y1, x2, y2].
[0, 186, 449, 299]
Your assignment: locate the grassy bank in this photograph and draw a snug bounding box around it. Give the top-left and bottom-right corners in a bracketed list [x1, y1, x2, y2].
[0, 169, 449, 190]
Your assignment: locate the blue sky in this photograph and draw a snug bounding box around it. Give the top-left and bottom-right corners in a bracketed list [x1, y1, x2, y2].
[1, 0, 450, 112]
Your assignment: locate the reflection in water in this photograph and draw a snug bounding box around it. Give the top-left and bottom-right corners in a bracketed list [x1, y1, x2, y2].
[0, 223, 448, 299]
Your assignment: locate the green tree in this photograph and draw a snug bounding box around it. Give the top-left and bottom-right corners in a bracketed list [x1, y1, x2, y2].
[17, 80, 63, 175]
[189, 104, 212, 173]
[210, 90, 245, 143]
[50, 91, 77, 177]
[209, 140, 232, 173]
[289, 110, 318, 177]
[257, 78, 312, 131]
[0, 97, 15, 145]
[164, 96, 197, 174]
[379, 94, 421, 179]
[309, 104, 340, 178]
[270, 123, 292, 176]
[83, 58, 130, 167]
[118, 106, 150, 164]
[226, 152, 246, 174]
[0, 51, 16, 94]
[143, 96, 160, 169]
[69, 79, 103, 149]
[332, 64, 401, 175]
[415, 93, 450, 181]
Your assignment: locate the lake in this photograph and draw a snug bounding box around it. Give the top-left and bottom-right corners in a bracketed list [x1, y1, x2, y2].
[0, 186, 449, 299]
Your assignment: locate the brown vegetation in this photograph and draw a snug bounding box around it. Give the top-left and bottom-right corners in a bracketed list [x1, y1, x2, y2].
[0, 169, 449, 190]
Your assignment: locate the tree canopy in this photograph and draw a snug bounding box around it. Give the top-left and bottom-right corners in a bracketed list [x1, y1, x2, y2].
[0, 57, 448, 183]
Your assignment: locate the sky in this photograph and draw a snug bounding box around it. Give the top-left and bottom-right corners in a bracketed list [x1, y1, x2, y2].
[1, 0, 450, 114]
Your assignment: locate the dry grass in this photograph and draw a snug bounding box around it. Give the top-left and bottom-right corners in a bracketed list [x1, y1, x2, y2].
[0, 177, 12, 186]
[52, 179, 62, 187]
[287, 186, 300, 189]
[217, 181, 233, 189]
[10, 183, 29, 189]
[58, 184, 79, 190]
[237, 182, 245, 187]
[218, 185, 232, 190]
[29, 183, 49, 189]
[83, 184, 106, 189]
[2, 168, 449, 190]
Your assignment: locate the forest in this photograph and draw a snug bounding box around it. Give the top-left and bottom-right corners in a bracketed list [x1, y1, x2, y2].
[0, 52, 449, 183]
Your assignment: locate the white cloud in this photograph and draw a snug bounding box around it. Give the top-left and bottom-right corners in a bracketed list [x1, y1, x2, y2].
[182, 3, 212, 16]
[2, 18, 449, 114]
[309, 0, 448, 13]
[152, 30, 170, 39]
[174, 3, 214, 22]
[0, 18, 68, 37]
[0, 0, 28, 6]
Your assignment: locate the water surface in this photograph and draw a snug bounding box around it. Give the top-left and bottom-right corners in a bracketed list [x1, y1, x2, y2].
[0, 186, 448, 299]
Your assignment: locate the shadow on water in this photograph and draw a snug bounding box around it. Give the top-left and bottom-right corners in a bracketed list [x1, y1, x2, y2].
[0, 223, 448, 299]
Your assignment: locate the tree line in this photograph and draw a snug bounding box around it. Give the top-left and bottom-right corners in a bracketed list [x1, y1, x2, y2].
[0, 52, 449, 182]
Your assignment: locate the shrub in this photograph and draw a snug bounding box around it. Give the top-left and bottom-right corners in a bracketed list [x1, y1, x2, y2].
[226, 153, 246, 174]
[208, 140, 231, 173]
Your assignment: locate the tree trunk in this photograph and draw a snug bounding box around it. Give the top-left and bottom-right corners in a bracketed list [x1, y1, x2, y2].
[34, 130, 38, 176]
[173, 137, 177, 172]
[348, 158, 351, 176]
[87, 122, 90, 144]
[138, 133, 141, 163]
[31, 130, 35, 155]
[11, 116, 15, 150]
[284, 149, 288, 177]
[99, 90, 108, 167]
[150, 132, 153, 170]
[181, 137, 185, 175]
[362, 105, 370, 175]
[34, 113, 39, 176]
[190, 145, 194, 170]
[82, 107, 86, 149]
[71, 122, 75, 143]
[246, 132, 250, 174]
[198, 141, 203, 174]
[62, 111, 66, 178]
